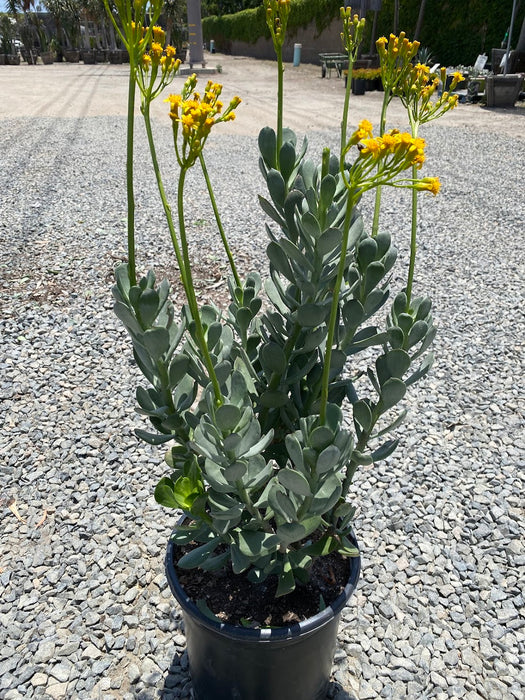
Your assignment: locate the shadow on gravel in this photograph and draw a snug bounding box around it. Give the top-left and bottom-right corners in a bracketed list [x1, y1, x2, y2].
[155, 650, 358, 700]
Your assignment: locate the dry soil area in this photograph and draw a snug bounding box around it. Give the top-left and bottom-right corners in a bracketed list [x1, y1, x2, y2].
[0, 52, 523, 139]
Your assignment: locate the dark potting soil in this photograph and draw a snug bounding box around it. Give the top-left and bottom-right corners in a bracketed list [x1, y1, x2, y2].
[174, 544, 351, 628]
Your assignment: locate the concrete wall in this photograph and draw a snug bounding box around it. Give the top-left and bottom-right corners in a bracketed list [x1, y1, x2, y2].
[229, 18, 344, 64]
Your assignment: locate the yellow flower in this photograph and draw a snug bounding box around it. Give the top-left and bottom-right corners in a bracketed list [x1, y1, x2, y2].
[381, 133, 398, 152]
[142, 53, 152, 71]
[359, 137, 382, 158]
[152, 25, 166, 45]
[358, 119, 373, 138]
[150, 42, 163, 63]
[419, 177, 441, 195]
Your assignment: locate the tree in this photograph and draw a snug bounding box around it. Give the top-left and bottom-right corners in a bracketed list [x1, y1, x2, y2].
[413, 0, 427, 41]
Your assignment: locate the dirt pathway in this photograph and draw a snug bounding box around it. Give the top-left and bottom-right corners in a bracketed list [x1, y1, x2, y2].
[1, 53, 523, 139]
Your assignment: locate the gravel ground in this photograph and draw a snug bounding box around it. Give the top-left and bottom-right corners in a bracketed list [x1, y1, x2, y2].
[1, 79, 524, 700]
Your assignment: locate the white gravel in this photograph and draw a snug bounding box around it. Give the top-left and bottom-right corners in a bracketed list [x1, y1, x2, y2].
[0, 102, 523, 700]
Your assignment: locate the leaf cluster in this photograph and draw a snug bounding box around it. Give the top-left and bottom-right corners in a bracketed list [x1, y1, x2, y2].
[113, 123, 435, 596]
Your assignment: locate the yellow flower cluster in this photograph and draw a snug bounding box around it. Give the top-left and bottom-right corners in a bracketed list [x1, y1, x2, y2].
[167, 75, 241, 167]
[377, 32, 420, 93]
[141, 25, 180, 77]
[376, 32, 420, 65]
[110, 0, 164, 60]
[264, 0, 291, 49]
[344, 123, 440, 196]
[340, 7, 366, 57]
[358, 129, 427, 170]
[340, 8, 366, 55]
[393, 63, 460, 124]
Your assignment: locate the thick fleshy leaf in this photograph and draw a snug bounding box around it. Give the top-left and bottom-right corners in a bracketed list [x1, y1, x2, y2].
[342, 299, 364, 329]
[357, 237, 378, 268]
[154, 477, 179, 508]
[137, 288, 159, 327]
[407, 320, 429, 348]
[113, 301, 142, 336]
[276, 522, 306, 545]
[267, 241, 295, 282]
[296, 303, 328, 327]
[215, 404, 241, 433]
[375, 231, 391, 257]
[258, 195, 285, 226]
[169, 354, 190, 386]
[260, 342, 287, 374]
[300, 211, 321, 239]
[142, 327, 170, 359]
[258, 126, 277, 169]
[379, 378, 406, 411]
[285, 434, 304, 470]
[372, 439, 399, 462]
[278, 468, 311, 497]
[270, 488, 297, 522]
[231, 543, 251, 573]
[415, 297, 432, 320]
[364, 261, 385, 295]
[237, 530, 280, 558]
[317, 227, 342, 256]
[309, 426, 334, 451]
[387, 326, 404, 349]
[310, 475, 342, 515]
[319, 174, 337, 210]
[267, 169, 286, 207]
[178, 539, 219, 568]
[353, 400, 373, 432]
[363, 288, 389, 317]
[135, 429, 173, 445]
[223, 461, 247, 483]
[276, 562, 295, 597]
[279, 140, 297, 182]
[385, 349, 411, 378]
[316, 444, 341, 473]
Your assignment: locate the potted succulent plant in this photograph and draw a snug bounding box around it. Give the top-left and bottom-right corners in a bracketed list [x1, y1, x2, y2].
[105, 2, 459, 698]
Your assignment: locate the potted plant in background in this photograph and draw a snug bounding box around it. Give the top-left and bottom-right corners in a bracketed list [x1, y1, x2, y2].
[351, 66, 367, 94]
[104, 1, 459, 698]
[0, 14, 20, 65]
[486, 0, 524, 107]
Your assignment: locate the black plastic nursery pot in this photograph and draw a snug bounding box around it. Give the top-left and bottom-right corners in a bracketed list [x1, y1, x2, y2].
[165, 536, 361, 700]
[351, 78, 366, 95]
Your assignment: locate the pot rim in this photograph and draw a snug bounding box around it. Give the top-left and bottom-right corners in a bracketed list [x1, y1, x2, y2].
[165, 530, 361, 642]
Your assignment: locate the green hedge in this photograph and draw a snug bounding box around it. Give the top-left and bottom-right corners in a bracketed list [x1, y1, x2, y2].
[202, 0, 341, 49]
[374, 0, 525, 67]
[203, 0, 525, 68]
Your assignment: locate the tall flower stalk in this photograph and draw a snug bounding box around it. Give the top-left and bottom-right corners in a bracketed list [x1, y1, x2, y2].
[339, 7, 365, 166]
[264, 0, 291, 158]
[388, 57, 461, 308]
[108, 3, 454, 597]
[102, 0, 164, 285]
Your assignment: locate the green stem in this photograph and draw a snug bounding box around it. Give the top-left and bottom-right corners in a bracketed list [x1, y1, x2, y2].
[276, 44, 284, 159]
[340, 57, 354, 166]
[371, 91, 390, 237]
[177, 168, 223, 406]
[237, 483, 273, 533]
[405, 119, 419, 309]
[319, 198, 355, 424]
[126, 59, 137, 286]
[198, 153, 241, 287]
[142, 101, 186, 275]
